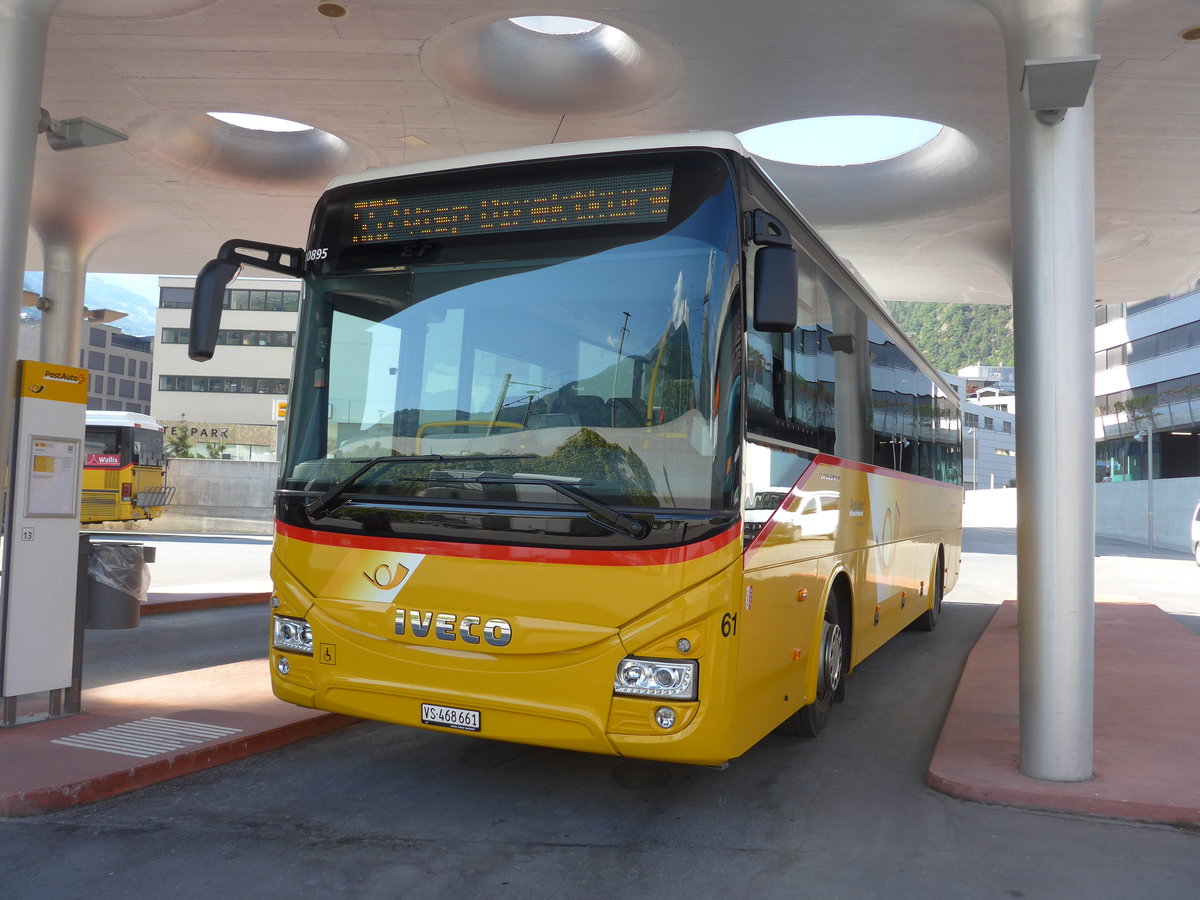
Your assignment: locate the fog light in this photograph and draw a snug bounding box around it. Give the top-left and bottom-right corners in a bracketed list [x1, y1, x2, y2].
[655, 706, 676, 729]
[276, 655, 290, 676]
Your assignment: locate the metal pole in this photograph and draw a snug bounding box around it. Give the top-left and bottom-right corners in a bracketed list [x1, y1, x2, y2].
[0, 0, 60, 476]
[970, 427, 978, 490]
[985, 0, 1098, 782]
[39, 238, 92, 367]
[1146, 430, 1154, 551]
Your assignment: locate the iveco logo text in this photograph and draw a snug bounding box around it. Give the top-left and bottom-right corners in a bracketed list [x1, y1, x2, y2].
[394, 610, 512, 647]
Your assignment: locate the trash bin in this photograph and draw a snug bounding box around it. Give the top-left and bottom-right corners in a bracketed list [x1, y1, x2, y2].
[85, 541, 154, 630]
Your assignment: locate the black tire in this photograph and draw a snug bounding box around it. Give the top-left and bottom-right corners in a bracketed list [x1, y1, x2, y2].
[779, 590, 846, 738]
[911, 550, 944, 632]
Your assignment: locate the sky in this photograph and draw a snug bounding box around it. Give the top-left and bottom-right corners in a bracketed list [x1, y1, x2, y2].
[23, 115, 942, 331]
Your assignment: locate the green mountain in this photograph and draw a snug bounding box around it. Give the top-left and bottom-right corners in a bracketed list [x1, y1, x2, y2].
[887, 301, 1014, 373]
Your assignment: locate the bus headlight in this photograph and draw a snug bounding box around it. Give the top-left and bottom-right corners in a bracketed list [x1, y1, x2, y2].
[272, 615, 313, 655]
[613, 657, 696, 701]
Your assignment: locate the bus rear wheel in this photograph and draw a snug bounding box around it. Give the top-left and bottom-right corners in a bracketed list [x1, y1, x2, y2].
[911, 550, 944, 632]
[780, 593, 845, 738]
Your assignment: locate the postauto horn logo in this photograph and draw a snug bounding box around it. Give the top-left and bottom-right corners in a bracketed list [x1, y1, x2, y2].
[363, 559, 513, 647]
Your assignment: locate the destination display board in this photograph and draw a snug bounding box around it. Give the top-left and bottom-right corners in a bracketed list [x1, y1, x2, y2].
[344, 166, 673, 244]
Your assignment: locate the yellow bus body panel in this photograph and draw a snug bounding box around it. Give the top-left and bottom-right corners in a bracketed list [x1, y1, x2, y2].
[270, 459, 961, 765]
[270, 525, 747, 765]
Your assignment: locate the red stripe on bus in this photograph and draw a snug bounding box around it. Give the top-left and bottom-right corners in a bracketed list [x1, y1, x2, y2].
[276, 519, 740, 567]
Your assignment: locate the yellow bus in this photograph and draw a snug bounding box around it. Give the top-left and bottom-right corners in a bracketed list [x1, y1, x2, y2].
[82, 411, 173, 524]
[189, 133, 962, 765]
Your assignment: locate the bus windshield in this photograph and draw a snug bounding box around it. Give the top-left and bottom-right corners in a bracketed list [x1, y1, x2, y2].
[284, 151, 741, 516]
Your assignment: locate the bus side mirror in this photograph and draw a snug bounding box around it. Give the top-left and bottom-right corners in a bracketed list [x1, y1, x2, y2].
[189, 257, 239, 361]
[189, 239, 305, 362]
[753, 244, 799, 333]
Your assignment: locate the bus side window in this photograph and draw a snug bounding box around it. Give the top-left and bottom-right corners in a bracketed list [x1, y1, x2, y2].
[133, 441, 141, 465]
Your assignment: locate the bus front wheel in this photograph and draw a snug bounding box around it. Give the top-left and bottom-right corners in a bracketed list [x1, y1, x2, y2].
[780, 592, 845, 738]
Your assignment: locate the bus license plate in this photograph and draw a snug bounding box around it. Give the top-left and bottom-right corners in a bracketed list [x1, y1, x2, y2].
[421, 703, 480, 732]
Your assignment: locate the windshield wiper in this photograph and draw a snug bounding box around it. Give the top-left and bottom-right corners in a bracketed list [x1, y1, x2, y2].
[471, 474, 650, 540]
[304, 454, 534, 519]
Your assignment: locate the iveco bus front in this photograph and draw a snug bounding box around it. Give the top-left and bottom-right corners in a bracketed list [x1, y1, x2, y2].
[188, 132, 959, 765]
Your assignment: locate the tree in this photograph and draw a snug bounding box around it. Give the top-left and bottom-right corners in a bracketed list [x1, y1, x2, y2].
[166, 416, 197, 458]
[203, 441, 229, 459]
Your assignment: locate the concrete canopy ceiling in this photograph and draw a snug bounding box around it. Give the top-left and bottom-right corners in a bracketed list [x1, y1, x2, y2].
[28, 0, 1200, 307]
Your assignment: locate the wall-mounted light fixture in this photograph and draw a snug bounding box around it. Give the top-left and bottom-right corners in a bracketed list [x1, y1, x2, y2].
[82, 308, 127, 324]
[38, 108, 128, 151]
[1020, 55, 1100, 126]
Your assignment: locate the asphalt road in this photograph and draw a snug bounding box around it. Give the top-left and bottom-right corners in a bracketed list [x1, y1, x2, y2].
[1, 528, 1196, 899]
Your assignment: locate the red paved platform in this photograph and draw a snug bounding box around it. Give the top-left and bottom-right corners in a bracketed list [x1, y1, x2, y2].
[928, 600, 1200, 826]
[0, 659, 355, 816]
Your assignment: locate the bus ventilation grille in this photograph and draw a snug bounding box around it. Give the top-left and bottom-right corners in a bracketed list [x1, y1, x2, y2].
[82, 493, 118, 518]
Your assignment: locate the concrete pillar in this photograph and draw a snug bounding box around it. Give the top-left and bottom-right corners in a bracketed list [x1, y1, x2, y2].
[982, 0, 1100, 781]
[0, 0, 60, 470]
[38, 237, 93, 367]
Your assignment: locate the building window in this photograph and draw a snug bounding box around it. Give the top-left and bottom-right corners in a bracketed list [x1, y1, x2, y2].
[89, 328, 107, 348]
[108, 355, 125, 374]
[158, 374, 291, 394]
[984, 417, 994, 430]
[110, 333, 150, 352]
[107, 377, 116, 394]
[138, 382, 151, 401]
[161, 285, 300, 311]
[225, 289, 300, 312]
[1096, 321, 1200, 373]
[159, 286, 194, 308]
[119, 379, 135, 399]
[964, 412, 980, 429]
[88, 350, 104, 371]
[161, 327, 295, 347]
[1003, 421, 1012, 434]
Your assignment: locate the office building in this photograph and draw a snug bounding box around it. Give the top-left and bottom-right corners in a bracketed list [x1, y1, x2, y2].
[152, 276, 299, 460]
[18, 314, 154, 414]
[1094, 286, 1200, 482]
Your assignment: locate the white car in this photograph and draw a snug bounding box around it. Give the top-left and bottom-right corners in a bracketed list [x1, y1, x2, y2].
[744, 488, 840, 541]
[1192, 500, 1200, 566]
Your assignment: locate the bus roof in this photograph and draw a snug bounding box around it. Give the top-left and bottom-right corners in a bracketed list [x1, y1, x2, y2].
[326, 131, 749, 191]
[85, 410, 165, 433]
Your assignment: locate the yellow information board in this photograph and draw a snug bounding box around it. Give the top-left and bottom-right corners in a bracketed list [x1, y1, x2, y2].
[18, 360, 88, 405]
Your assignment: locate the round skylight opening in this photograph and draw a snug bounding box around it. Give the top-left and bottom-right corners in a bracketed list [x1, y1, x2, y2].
[206, 112, 314, 133]
[140, 111, 358, 194]
[738, 116, 944, 166]
[508, 16, 601, 35]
